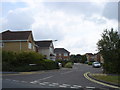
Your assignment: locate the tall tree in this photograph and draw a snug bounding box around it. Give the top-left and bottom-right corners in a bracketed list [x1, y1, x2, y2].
[97, 28, 120, 74]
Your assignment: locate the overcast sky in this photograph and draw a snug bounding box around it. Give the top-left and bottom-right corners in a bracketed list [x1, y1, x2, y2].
[0, 0, 119, 54]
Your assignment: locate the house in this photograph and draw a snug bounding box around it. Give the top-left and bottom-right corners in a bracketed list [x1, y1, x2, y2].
[86, 53, 95, 62]
[54, 48, 70, 61]
[94, 53, 104, 64]
[1, 30, 37, 52]
[35, 40, 55, 61]
[86, 53, 104, 63]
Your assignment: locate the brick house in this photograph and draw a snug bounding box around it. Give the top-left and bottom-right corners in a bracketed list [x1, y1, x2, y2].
[54, 48, 70, 61]
[1, 30, 38, 52]
[94, 53, 104, 64]
[35, 40, 55, 61]
[86, 53, 95, 62]
[86, 53, 104, 63]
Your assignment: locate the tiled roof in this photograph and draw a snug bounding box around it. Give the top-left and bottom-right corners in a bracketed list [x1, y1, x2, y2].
[35, 40, 52, 47]
[54, 48, 70, 53]
[86, 53, 94, 55]
[2, 30, 32, 40]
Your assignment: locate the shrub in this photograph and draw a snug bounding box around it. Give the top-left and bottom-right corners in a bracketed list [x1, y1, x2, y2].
[88, 62, 93, 65]
[56, 59, 69, 67]
[2, 51, 59, 71]
[2, 51, 17, 71]
[64, 62, 73, 68]
[38, 59, 59, 70]
[16, 51, 44, 66]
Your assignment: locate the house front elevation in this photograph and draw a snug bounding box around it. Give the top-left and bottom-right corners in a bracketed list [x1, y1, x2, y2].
[35, 40, 55, 61]
[54, 48, 70, 61]
[1, 30, 37, 52]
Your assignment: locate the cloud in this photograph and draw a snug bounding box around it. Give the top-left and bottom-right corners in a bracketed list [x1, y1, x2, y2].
[102, 2, 118, 20]
[2, 7, 34, 30]
[1, 1, 118, 54]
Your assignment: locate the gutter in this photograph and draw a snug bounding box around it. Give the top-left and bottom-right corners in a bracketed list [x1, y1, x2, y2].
[0, 40, 28, 42]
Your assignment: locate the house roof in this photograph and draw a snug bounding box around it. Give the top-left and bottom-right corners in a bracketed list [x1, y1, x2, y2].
[86, 53, 94, 55]
[2, 30, 32, 40]
[54, 48, 70, 53]
[35, 40, 52, 48]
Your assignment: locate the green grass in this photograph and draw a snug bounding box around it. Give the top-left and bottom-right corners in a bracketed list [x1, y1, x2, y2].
[92, 75, 120, 85]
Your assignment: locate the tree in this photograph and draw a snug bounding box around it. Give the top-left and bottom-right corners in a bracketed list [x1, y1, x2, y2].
[80, 55, 87, 63]
[97, 28, 120, 74]
[70, 54, 82, 63]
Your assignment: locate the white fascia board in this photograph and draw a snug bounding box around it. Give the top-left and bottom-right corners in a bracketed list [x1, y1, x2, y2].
[0, 40, 28, 42]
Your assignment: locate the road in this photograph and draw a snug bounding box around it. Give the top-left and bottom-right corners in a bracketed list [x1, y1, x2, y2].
[2, 63, 115, 90]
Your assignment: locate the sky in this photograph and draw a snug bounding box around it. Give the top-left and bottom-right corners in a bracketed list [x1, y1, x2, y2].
[0, 0, 119, 54]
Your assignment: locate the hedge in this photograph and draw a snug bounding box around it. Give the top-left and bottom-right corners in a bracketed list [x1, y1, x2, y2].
[2, 51, 59, 72]
[55, 59, 70, 67]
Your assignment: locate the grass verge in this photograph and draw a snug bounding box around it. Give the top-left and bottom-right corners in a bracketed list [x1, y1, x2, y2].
[92, 75, 120, 85]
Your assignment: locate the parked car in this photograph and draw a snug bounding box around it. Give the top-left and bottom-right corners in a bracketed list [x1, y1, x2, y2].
[58, 62, 62, 67]
[92, 62, 101, 68]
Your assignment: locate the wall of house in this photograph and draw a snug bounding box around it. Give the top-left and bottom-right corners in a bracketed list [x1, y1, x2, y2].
[86, 54, 95, 62]
[39, 47, 50, 59]
[100, 54, 104, 64]
[2, 41, 35, 52]
[55, 53, 69, 60]
[27, 33, 36, 52]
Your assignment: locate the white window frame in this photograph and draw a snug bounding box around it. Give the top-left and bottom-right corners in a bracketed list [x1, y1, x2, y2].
[0, 42, 4, 47]
[28, 42, 32, 49]
[64, 53, 68, 56]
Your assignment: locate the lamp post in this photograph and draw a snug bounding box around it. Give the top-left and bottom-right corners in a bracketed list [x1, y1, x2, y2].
[52, 40, 58, 42]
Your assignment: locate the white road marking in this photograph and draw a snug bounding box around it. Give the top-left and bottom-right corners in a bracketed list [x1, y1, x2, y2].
[73, 85, 82, 88]
[86, 86, 95, 89]
[30, 81, 38, 84]
[59, 85, 67, 88]
[49, 84, 56, 87]
[70, 86, 78, 88]
[39, 83, 46, 85]
[52, 83, 59, 85]
[37, 76, 53, 81]
[62, 84, 70, 86]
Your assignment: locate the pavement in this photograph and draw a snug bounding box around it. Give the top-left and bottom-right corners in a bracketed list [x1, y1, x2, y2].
[2, 63, 119, 90]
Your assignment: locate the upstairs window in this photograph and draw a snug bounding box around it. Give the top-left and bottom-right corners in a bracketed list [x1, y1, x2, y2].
[64, 53, 68, 56]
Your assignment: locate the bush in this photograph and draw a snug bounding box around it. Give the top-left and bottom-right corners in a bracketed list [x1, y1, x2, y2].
[37, 59, 59, 70]
[88, 62, 93, 65]
[16, 51, 44, 66]
[2, 51, 59, 72]
[64, 62, 73, 68]
[56, 59, 70, 67]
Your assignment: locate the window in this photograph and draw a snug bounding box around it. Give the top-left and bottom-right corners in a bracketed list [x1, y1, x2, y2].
[28, 42, 32, 49]
[0, 42, 4, 47]
[59, 53, 61, 56]
[64, 53, 68, 56]
[50, 47, 53, 53]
